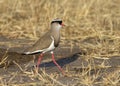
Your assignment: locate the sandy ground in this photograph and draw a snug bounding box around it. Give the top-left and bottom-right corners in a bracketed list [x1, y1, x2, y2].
[0, 36, 119, 85]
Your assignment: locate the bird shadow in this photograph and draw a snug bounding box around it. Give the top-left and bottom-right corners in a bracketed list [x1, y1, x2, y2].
[39, 53, 80, 68]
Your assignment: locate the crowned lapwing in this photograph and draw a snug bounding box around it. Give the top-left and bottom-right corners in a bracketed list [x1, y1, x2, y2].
[23, 18, 65, 74]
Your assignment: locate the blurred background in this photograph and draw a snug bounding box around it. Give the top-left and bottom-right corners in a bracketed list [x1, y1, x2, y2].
[0, 0, 120, 57]
[0, 0, 120, 85]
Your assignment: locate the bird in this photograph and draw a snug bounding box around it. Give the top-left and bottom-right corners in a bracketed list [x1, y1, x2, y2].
[23, 18, 65, 75]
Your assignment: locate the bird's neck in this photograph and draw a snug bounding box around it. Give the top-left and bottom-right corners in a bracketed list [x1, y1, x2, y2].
[50, 25, 61, 47]
[51, 24, 61, 35]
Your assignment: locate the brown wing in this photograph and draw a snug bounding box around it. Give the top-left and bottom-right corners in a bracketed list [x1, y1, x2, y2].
[25, 31, 53, 52]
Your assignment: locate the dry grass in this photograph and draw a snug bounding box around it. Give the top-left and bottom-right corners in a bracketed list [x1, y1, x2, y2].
[0, 0, 120, 85]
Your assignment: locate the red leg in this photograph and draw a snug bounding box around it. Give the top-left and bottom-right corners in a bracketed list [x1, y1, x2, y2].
[36, 53, 43, 72]
[51, 52, 65, 75]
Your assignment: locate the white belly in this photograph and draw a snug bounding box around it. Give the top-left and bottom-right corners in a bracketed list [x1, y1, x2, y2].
[42, 36, 55, 53]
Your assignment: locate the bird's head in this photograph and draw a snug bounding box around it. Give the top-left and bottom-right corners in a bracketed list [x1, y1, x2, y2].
[51, 18, 64, 27]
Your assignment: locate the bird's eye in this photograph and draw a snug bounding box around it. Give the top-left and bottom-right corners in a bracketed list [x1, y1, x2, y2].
[51, 20, 62, 25]
[59, 21, 62, 25]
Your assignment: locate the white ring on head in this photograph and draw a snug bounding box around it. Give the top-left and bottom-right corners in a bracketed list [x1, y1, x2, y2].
[52, 18, 62, 22]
